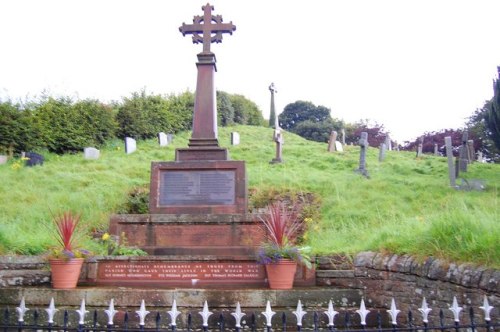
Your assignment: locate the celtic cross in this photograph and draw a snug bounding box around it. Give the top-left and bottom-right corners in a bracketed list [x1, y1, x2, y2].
[179, 3, 236, 53]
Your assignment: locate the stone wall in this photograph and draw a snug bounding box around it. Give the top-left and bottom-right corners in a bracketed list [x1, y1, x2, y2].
[317, 251, 499, 322]
[1, 252, 498, 320]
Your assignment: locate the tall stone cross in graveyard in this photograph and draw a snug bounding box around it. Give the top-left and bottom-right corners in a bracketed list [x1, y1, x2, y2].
[356, 132, 369, 178]
[177, 3, 236, 160]
[269, 83, 278, 129]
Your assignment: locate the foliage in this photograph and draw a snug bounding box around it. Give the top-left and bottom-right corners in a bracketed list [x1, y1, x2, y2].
[257, 201, 312, 268]
[349, 120, 391, 148]
[401, 129, 480, 157]
[48, 211, 91, 260]
[486, 67, 500, 151]
[118, 186, 150, 214]
[293, 119, 344, 143]
[0, 101, 35, 154]
[279, 100, 331, 131]
[99, 232, 148, 256]
[217, 91, 235, 126]
[228, 93, 264, 126]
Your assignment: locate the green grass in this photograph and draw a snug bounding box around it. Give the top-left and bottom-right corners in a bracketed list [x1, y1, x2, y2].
[0, 125, 498, 267]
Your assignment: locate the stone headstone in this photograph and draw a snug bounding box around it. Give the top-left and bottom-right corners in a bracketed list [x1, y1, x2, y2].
[335, 141, 343, 152]
[327, 131, 338, 152]
[341, 128, 346, 145]
[0, 155, 7, 165]
[477, 151, 484, 162]
[444, 136, 456, 188]
[434, 143, 439, 156]
[84, 147, 100, 160]
[25, 152, 44, 167]
[125, 137, 137, 154]
[158, 132, 168, 147]
[385, 135, 392, 151]
[416, 137, 423, 158]
[458, 131, 469, 172]
[231, 132, 240, 145]
[270, 132, 284, 164]
[378, 143, 386, 162]
[467, 139, 475, 163]
[355, 132, 369, 178]
[167, 133, 174, 144]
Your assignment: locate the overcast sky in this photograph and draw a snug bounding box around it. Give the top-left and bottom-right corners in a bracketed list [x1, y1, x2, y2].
[1, 0, 499, 142]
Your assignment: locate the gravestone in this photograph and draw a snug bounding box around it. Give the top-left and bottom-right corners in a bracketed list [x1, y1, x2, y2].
[270, 131, 284, 163]
[84, 147, 100, 160]
[341, 128, 346, 145]
[167, 133, 174, 144]
[434, 143, 438, 156]
[385, 135, 392, 151]
[125, 137, 137, 154]
[327, 131, 338, 152]
[444, 136, 456, 188]
[467, 139, 475, 163]
[0, 155, 7, 165]
[416, 137, 423, 157]
[355, 132, 369, 178]
[477, 151, 483, 162]
[25, 152, 44, 167]
[335, 141, 343, 152]
[231, 132, 240, 145]
[158, 132, 168, 147]
[458, 131, 468, 172]
[378, 143, 386, 162]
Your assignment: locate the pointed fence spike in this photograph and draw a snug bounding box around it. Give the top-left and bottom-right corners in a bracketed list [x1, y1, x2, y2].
[449, 296, 463, 322]
[262, 301, 276, 327]
[231, 302, 246, 328]
[356, 299, 370, 326]
[199, 301, 213, 327]
[168, 299, 182, 327]
[45, 298, 58, 324]
[418, 297, 432, 323]
[76, 298, 89, 325]
[479, 295, 494, 321]
[388, 298, 400, 325]
[16, 297, 29, 322]
[324, 300, 339, 327]
[136, 300, 150, 326]
[292, 300, 307, 327]
[104, 298, 118, 326]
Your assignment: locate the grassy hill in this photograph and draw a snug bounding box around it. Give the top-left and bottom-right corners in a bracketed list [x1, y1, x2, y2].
[0, 125, 498, 267]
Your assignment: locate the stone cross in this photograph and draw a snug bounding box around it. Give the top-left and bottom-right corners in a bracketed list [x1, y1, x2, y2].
[356, 132, 369, 177]
[444, 136, 456, 188]
[434, 143, 438, 156]
[179, 3, 236, 54]
[458, 131, 469, 172]
[177, 4, 236, 160]
[269, 83, 278, 129]
[467, 139, 475, 163]
[341, 128, 346, 145]
[270, 132, 284, 164]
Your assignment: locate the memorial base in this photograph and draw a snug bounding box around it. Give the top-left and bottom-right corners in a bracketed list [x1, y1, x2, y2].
[85, 255, 315, 288]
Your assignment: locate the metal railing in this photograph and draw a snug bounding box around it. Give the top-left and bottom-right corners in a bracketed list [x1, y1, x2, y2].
[1, 296, 497, 331]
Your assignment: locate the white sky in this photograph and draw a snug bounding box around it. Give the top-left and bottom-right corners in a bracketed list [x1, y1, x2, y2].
[1, 0, 499, 142]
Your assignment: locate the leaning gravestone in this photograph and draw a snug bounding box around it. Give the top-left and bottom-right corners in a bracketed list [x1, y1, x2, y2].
[25, 152, 44, 167]
[327, 131, 338, 152]
[231, 132, 240, 145]
[158, 132, 168, 147]
[84, 147, 100, 160]
[125, 137, 137, 154]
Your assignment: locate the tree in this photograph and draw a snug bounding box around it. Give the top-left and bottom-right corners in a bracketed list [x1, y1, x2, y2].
[347, 120, 390, 148]
[485, 67, 500, 151]
[217, 91, 235, 126]
[279, 101, 331, 131]
[229, 93, 264, 126]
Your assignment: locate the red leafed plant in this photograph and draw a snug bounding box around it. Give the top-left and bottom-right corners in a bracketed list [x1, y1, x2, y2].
[48, 210, 90, 260]
[258, 201, 311, 268]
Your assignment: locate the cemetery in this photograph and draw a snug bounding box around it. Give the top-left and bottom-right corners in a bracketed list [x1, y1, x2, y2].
[0, 3, 499, 332]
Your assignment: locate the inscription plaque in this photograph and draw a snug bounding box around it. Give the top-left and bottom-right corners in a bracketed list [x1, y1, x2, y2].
[159, 170, 235, 206]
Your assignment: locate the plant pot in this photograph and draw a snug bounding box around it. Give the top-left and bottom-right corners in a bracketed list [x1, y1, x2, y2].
[49, 258, 84, 289]
[265, 259, 297, 289]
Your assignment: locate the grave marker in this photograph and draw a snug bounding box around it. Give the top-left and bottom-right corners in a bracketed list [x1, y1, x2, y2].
[445, 136, 456, 188]
[434, 143, 438, 156]
[327, 131, 338, 152]
[158, 132, 168, 147]
[341, 128, 346, 145]
[356, 132, 369, 177]
[335, 141, 343, 152]
[378, 143, 386, 162]
[385, 135, 392, 151]
[231, 132, 240, 145]
[25, 152, 44, 167]
[458, 131, 468, 172]
[125, 137, 137, 154]
[270, 131, 284, 164]
[84, 147, 100, 160]
[416, 137, 423, 157]
[269, 83, 278, 129]
[0, 155, 7, 165]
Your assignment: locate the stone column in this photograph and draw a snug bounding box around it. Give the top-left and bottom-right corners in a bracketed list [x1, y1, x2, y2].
[356, 132, 369, 177]
[327, 131, 338, 152]
[458, 131, 468, 172]
[379, 143, 386, 162]
[434, 143, 438, 156]
[270, 132, 284, 164]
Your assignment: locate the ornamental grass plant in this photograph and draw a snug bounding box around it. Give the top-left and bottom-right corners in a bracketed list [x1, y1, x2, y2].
[257, 201, 312, 268]
[47, 210, 91, 260]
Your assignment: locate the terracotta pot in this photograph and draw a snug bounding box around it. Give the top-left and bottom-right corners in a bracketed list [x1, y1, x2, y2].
[49, 258, 84, 289]
[265, 259, 297, 289]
